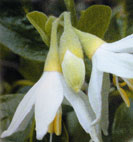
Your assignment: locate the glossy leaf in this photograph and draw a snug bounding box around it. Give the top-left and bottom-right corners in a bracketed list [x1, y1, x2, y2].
[0, 23, 47, 62]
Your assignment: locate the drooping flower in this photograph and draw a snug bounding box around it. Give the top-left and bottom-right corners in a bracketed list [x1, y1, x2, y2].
[75, 28, 133, 126]
[1, 18, 102, 142]
[59, 12, 85, 92]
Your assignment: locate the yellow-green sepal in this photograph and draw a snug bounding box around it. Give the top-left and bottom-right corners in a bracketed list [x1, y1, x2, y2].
[74, 28, 105, 59]
[59, 12, 83, 63]
[62, 50, 85, 92]
[44, 18, 62, 72]
[44, 48, 62, 72]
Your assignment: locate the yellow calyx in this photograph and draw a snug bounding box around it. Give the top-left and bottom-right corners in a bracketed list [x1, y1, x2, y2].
[44, 49, 62, 72]
[74, 28, 105, 59]
[48, 108, 62, 135]
[44, 19, 62, 72]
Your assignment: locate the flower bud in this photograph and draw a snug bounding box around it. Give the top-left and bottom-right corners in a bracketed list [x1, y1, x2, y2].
[62, 50, 85, 92]
[59, 12, 85, 92]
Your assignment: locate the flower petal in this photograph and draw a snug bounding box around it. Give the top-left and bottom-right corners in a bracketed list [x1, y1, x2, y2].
[88, 57, 104, 125]
[0, 73, 43, 138]
[94, 48, 133, 78]
[35, 72, 63, 140]
[101, 34, 133, 53]
[61, 76, 102, 142]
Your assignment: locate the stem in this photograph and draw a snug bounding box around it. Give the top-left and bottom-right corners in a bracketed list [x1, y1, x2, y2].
[50, 19, 59, 50]
[64, 0, 78, 26]
[64, 12, 72, 31]
[29, 119, 35, 142]
[49, 133, 53, 142]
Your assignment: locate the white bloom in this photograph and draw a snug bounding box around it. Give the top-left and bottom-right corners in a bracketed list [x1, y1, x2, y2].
[74, 27, 133, 129]
[1, 71, 102, 142]
[88, 34, 133, 126]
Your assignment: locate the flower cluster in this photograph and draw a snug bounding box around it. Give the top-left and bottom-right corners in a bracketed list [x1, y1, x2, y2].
[1, 12, 133, 142]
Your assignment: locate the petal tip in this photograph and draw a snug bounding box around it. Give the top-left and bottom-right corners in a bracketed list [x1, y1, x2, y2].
[36, 132, 45, 140]
[36, 127, 48, 140]
[1, 131, 9, 138]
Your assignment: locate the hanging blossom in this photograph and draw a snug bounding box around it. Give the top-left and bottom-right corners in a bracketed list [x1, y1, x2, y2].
[1, 19, 102, 142]
[59, 12, 85, 92]
[75, 28, 133, 127]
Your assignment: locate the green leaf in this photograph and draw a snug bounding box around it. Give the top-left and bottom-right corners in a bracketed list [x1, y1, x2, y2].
[65, 111, 91, 142]
[26, 11, 49, 46]
[124, 0, 133, 35]
[112, 98, 133, 142]
[64, 0, 78, 26]
[0, 44, 16, 60]
[104, 4, 128, 42]
[19, 57, 44, 82]
[104, 13, 122, 42]
[77, 5, 112, 38]
[0, 23, 47, 62]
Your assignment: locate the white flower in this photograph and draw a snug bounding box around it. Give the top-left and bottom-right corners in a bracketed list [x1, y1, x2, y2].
[88, 34, 133, 125]
[74, 28, 133, 129]
[1, 71, 102, 142]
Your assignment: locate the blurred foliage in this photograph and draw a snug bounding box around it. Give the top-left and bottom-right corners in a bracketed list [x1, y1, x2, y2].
[65, 111, 91, 142]
[0, 0, 133, 142]
[19, 57, 43, 82]
[112, 98, 133, 142]
[0, 23, 47, 62]
[64, 0, 77, 26]
[104, 0, 133, 42]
